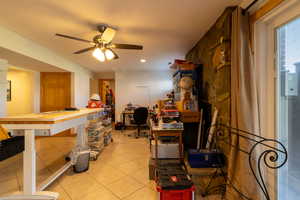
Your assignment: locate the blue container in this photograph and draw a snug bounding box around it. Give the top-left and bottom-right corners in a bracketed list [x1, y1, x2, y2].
[188, 149, 225, 168]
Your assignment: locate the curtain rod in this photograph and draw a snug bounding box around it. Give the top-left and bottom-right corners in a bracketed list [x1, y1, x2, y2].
[242, 0, 259, 15]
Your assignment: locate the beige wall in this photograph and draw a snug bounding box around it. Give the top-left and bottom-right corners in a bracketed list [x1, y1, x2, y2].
[6, 68, 36, 115]
[94, 72, 115, 79]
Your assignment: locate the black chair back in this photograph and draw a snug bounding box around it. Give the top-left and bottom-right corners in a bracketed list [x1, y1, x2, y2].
[133, 107, 148, 125]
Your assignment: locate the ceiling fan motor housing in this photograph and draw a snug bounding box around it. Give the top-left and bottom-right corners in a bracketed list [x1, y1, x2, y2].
[93, 35, 103, 44]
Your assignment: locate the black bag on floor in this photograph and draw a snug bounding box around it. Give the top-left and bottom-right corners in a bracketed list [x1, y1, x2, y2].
[115, 122, 124, 130]
[0, 136, 24, 161]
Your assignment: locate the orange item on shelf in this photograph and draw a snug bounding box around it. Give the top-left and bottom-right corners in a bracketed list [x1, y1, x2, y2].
[170, 59, 196, 70]
[0, 125, 10, 141]
[88, 100, 103, 108]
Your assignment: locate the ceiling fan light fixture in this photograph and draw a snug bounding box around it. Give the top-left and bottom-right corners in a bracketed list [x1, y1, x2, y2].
[55, 25, 143, 61]
[92, 48, 105, 62]
[104, 49, 115, 60]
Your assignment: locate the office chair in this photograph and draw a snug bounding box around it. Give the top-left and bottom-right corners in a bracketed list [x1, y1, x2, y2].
[132, 107, 148, 138]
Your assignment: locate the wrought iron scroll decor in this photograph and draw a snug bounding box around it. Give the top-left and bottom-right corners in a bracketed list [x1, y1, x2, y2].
[212, 124, 288, 200]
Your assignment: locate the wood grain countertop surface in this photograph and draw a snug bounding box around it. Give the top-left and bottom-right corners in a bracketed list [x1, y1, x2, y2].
[0, 108, 103, 124]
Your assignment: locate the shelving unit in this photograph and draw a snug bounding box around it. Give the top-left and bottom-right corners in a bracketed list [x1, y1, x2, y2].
[87, 108, 113, 160]
[149, 120, 184, 163]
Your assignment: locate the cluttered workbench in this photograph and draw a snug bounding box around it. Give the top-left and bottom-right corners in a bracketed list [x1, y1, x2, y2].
[0, 108, 104, 200]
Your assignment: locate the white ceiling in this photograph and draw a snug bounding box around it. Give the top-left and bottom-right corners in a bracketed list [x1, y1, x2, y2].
[0, 0, 241, 72]
[0, 47, 66, 72]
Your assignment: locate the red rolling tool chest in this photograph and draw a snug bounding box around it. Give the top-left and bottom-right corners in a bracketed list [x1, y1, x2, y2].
[156, 162, 195, 200]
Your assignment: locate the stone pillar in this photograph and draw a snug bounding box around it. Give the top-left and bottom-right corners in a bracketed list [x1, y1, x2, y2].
[0, 59, 8, 117]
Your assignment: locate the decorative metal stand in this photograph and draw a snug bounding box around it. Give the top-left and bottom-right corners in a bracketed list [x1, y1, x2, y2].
[202, 124, 288, 200]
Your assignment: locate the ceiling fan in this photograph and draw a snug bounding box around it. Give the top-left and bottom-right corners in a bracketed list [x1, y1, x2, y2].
[55, 25, 143, 62]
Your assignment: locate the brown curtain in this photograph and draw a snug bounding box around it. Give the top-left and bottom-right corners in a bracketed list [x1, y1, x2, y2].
[227, 7, 262, 200]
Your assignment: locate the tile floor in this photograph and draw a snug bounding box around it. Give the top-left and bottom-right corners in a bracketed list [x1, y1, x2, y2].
[0, 130, 221, 200]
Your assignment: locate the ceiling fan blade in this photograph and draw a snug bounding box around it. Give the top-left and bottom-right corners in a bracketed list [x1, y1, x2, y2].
[73, 46, 95, 54]
[101, 27, 116, 43]
[110, 43, 143, 50]
[55, 33, 93, 44]
[110, 49, 119, 60]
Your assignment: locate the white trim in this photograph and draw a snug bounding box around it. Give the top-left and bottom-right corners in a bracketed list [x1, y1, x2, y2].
[254, 18, 278, 200]
[0, 60, 8, 117]
[0, 59, 8, 70]
[254, 0, 300, 199]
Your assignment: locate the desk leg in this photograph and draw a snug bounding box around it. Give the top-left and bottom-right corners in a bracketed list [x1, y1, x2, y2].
[24, 129, 36, 195]
[0, 130, 59, 200]
[123, 113, 126, 130]
[76, 124, 87, 147]
[149, 129, 152, 153]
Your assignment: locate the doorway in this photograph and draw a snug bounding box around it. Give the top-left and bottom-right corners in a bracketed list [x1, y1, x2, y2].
[40, 72, 71, 112]
[276, 16, 300, 199]
[40, 72, 72, 136]
[98, 79, 115, 121]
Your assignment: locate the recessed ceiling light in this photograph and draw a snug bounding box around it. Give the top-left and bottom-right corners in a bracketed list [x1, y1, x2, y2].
[140, 59, 146, 63]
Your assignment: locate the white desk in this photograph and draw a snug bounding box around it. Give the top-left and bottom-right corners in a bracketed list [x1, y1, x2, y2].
[0, 108, 103, 200]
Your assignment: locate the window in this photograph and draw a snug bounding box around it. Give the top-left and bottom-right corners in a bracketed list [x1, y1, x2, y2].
[276, 16, 300, 200]
[254, 1, 300, 199]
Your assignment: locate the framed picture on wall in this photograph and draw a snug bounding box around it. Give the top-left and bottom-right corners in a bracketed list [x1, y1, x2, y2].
[7, 80, 11, 102]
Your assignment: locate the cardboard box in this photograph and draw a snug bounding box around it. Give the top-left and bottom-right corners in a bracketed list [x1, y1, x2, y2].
[180, 111, 200, 123]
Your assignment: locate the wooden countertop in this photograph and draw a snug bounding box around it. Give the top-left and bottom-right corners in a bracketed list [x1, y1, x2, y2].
[0, 108, 103, 124]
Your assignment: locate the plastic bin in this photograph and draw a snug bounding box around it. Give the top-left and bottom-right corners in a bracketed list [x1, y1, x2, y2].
[188, 149, 225, 168]
[150, 140, 179, 159]
[70, 146, 90, 173]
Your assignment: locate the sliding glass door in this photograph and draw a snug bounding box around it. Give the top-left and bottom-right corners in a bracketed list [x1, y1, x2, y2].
[276, 17, 300, 200]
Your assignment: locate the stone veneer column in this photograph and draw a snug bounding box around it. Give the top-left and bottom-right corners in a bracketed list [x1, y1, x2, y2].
[0, 59, 8, 117]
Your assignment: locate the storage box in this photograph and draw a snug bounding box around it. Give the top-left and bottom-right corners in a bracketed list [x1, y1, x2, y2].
[151, 140, 179, 159]
[179, 111, 200, 123]
[188, 149, 225, 168]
